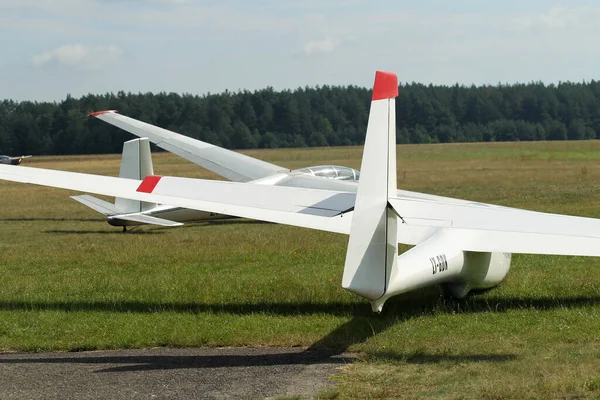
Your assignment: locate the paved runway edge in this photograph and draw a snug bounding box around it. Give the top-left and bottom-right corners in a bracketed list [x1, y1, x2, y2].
[0, 347, 354, 399]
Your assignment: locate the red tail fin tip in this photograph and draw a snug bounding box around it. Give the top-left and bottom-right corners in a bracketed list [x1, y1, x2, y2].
[88, 110, 118, 118]
[371, 71, 398, 101]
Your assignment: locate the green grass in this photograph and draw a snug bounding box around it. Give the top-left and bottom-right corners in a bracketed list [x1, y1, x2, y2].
[2, 141, 600, 398]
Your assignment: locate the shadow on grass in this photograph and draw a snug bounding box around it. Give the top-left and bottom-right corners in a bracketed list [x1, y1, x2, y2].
[0, 349, 350, 373]
[197, 219, 271, 227]
[306, 291, 600, 357]
[0, 349, 516, 373]
[0, 217, 101, 222]
[147, 219, 271, 232]
[0, 300, 371, 316]
[364, 351, 517, 364]
[1, 291, 599, 317]
[37, 219, 269, 235]
[1, 290, 597, 360]
[43, 229, 166, 235]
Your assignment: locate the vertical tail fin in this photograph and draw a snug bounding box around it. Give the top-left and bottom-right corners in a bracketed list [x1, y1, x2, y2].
[115, 138, 157, 213]
[342, 71, 399, 301]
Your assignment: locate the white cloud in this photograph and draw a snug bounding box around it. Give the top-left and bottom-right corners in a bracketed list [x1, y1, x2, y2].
[303, 38, 337, 55]
[538, 5, 591, 28]
[510, 5, 598, 30]
[150, 0, 194, 4]
[278, 0, 363, 9]
[31, 44, 123, 70]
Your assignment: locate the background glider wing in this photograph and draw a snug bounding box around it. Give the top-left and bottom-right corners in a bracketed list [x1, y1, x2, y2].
[89, 111, 288, 182]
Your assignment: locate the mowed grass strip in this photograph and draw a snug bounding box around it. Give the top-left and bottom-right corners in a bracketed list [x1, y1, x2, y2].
[2, 140, 600, 398]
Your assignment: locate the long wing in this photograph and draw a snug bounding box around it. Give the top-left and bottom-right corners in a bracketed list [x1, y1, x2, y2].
[389, 196, 600, 257]
[3, 152, 600, 256]
[125, 172, 600, 257]
[0, 164, 352, 234]
[89, 110, 288, 182]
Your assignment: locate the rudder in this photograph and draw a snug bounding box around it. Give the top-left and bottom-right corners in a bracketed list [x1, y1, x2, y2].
[115, 138, 157, 213]
[341, 71, 399, 301]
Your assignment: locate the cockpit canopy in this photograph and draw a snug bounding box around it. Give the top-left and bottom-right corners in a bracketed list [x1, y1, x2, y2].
[295, 165, 360, 181]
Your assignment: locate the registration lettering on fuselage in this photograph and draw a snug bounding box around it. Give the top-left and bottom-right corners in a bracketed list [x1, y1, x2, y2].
[430, 254, 448, 275]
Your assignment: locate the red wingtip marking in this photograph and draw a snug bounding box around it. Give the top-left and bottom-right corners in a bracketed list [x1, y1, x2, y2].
[88, 110, 118, 118]
[371, 71, 398, 101]
[137, 175, 162, 193]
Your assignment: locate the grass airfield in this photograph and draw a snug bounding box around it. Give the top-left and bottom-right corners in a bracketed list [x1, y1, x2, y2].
[2, 141, 600, 398]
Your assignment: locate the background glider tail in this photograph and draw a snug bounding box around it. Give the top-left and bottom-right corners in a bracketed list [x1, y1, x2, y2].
[341, 71, 399, 301]
[114, 138, 157, 213]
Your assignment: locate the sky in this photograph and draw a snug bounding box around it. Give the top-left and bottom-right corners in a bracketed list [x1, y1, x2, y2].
[1, 0, 599, 101]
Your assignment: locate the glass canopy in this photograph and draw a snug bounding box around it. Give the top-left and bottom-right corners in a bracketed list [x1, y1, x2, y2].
[296, 165, 360, 181]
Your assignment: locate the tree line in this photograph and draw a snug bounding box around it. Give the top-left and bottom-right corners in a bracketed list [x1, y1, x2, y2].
[1, 80, 600, 156]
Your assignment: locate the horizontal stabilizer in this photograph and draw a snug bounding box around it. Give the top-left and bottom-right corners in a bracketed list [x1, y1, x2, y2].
[108, 213, 183, 227]
[71, 195, 120, 216]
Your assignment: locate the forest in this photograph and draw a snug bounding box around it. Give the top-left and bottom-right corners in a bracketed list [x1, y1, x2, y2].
[1, 80, 600, 155]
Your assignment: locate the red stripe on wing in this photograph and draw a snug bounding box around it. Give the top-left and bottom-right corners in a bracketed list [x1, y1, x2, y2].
[137, 175, 162, 193]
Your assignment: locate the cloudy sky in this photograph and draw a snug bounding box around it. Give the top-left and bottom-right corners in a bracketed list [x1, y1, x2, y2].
[1, 0, 599, 101]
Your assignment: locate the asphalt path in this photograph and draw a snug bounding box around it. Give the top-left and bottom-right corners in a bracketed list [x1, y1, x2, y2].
[0, 347, 352, 399]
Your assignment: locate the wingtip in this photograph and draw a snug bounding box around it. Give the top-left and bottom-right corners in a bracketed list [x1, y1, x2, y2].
[88, 110, 118, 118]
[371, 71, 398, 101]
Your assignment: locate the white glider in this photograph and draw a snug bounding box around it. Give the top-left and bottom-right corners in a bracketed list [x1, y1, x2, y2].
[2, 71, 600, 311]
